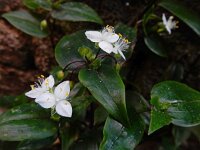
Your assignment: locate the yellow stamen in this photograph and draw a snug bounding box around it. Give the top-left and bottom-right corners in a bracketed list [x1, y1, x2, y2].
[45, 79, 49, 85]
[30, 85, 35, 90]
[41, 75, 44, 78]
[66, 92, 69, 97]
[118, 33, 122, 38]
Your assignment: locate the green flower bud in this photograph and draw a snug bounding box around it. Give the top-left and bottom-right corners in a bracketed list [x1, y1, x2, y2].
[40, 20, 48, 30]
[56, 70, 64, 80]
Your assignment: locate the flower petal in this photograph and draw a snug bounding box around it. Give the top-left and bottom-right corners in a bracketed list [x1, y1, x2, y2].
[162, 13, 167, 25]
[35, 93, 56, 108]
[54, 81, 70, 100]
[42, 75, 55, 89]
[103, 32, 119, 43]
[25, 88, 45, 98]
[99, 41, 114, 54]
[85, 31, 102, 42]
[56, 100, 72, 117]
[118, 49, 126, 60]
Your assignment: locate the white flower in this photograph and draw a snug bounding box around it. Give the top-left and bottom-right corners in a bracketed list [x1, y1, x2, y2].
[25, 75, 72, 117]
[111, 38, 130, 60]
[25, 75, 54, 99]
[35, 81, 72, 117]
[162, 13, 178, 34]
[85, 25, 119, 54]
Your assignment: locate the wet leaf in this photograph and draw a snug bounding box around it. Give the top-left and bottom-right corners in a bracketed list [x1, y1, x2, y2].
[52, 2, 103, 24]
[79, 65, 129, 125]
[149, 81, 200, 134]
[2, 10, 49, 38]
[100, 115, 144, 150]
[0, 119, 57, 141]
[144, 35, 167, 57]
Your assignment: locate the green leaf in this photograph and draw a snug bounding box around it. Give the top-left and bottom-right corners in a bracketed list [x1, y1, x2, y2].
[100, 116, 144, 150]
[17, 136, 56, 150]
[60, 125, 78, 150]
[94, 106, 108, 126]
[69, 83, 86, 98]
[71, 96, 94, 121]
[0, 103, 49, 124]
[149, 109, 171, 135]
[149, 81, 200, 134]
[51, 2, 103, 24]
[23, 0, 52, 10]
[23, 0, 40, 9]
[55, 30, 96, 70]
[70, 128, 101, 150]
[79, 65, 129, 125]
[159, 0, 200, 36]
[2, 10, 49, 38]
[172, 126, 190, 147]
[0, 94, 28, 108]
[0, 119, 57, 141]
[144, 35, 167, 57]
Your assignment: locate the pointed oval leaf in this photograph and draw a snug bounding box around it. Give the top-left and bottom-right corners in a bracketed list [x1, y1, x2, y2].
[144, 35, 167, 57]
[0, 119, 57, 141]
[2, 10, 49, 38]
[79, 65, 129, 125]
[0, 103, 49, 124]
[23, 0, 52, 10]
[159, 0, 200, 36]
[149, 81, 200, 134]
[17, 136, 56, 150]
[52, 2, 103, 24]
[100, 116, 144, 150]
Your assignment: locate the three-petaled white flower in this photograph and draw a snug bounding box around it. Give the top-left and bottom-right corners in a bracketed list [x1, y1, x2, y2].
[25, 75, 72, 117]
[162, 13, 178, 34]
[85, 25, 119, 54]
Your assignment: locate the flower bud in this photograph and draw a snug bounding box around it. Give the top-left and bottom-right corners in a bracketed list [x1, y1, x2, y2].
[56, 70, 64, 80]
[40, 20, 48, 30]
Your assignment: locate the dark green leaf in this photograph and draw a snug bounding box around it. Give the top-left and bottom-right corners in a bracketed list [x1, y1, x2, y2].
[69, 83, 86, 98]
[0, 103, 49, 124]
[94, 106, 108, 125]
[79, 65, 129, 125]
[149, 81, 200, 134]
[52, 2, 103, 24]
[149, 109, 171, 135]
[172, 126, 190, 147]
[0, 119, 57, 141]
[23, 0, 52, 10]
[70, 128, 101, 150]
[144, 35, 167, 57]
[55, 30, 96, 70]
[159, 0, 200, 36]
[60, 124, 78, 150]
[17, 136, 56, 150]
[71, 96, 94, 121]
[2, 10, 49, 38]
[0, 94, 28, 108]
[100, 115, 144, 150]
[22, 0, 40, 9]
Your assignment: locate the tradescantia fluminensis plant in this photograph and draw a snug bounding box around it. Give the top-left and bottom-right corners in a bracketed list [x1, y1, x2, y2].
[1, 0, 200, 149]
